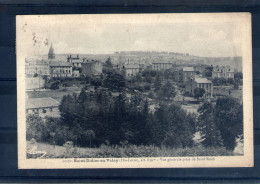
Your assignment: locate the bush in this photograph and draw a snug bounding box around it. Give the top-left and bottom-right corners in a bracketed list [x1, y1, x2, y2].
[144, 84, 151, 91]
[50, 81, 60, 90]
[66, 144, 235, 158]
[63, 141, 77, 157]
[183, 91, 190, 96]
[134, 85, 145, 92]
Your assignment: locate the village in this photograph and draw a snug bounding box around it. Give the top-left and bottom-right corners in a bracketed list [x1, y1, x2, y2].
[25, 44, 243, 119]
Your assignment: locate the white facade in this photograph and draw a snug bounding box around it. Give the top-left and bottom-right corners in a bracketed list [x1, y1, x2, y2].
[152, 62, 172, 71]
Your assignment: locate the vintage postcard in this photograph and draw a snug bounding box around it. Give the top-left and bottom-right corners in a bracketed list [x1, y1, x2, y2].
[17, 13, 253, 169]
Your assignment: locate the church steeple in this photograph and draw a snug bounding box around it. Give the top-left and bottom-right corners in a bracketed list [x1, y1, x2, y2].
[48, 42, 55, 59]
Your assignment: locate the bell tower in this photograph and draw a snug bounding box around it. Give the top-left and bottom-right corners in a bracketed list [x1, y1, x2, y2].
[48, 43, 55, 59]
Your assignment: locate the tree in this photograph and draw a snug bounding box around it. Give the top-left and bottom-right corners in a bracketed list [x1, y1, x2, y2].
[109, 92, 128, 144]
[214, 97, 243, 150]
[160, 82, 176, 100]
[103, 72, 126, 91]
[50, 81, 60, 90]
[227, 78, 234, 85]
[154, 74, 161, 91]
[163, 69, 172, 80]
[103, 57, 113, 73]
[42, 75, 49, 89]
[204, 66, 213, 77]
[85, 129, 95, 147]
[152, 102, 194, 148]
[234, 72, 243, 80]
[90, 78, 102, 88]
[161, 103, 194, 148]
[197, 102, 223, 148]
[234, 78, 241, 90]
[105, 57, 112, 66]
[26, 114, 46, 141]
[193, 88, 205, 100]
[62, 82, 69, 90]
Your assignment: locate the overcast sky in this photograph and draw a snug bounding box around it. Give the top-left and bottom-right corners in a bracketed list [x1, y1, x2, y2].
[17, 14, 243, 57]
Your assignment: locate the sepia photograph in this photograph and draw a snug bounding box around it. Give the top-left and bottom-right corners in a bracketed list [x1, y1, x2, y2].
[16, 13, 253, 169]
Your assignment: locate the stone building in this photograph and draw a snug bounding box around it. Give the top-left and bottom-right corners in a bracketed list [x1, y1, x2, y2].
[185, 77, 213, 98]
[152, 61, 172, 71]
[122, 63, 140, 78]
[25, 59, 51, 76]
[25, 76, 45, 90]
[26, 97, 60, 118]
[212, 66, 234, 79]
[50, 62, 72, 77]
[179, 67, 197, 83]
[81, 60, 103, 76]
[73, 70, 80, 78]
[67, 55, 84, 68]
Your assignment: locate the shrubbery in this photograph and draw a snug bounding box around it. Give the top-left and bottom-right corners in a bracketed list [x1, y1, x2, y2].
[35, 143, 235, 158]
[198, 97, 243, 150]
[27, 87, 195, 149]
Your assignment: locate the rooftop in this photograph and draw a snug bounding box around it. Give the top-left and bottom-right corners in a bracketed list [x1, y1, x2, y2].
[194, 77, 212, 84]
[82, 60, 101, 65]
[72, 59, 83, 63]
[213, 66, 234, 72]
[182, 67, 194, 72]
[50, 62, 72, 67]
[26, 97, 60, 109]
[124, 63, 140, 69]
[152, 61, 172, 64]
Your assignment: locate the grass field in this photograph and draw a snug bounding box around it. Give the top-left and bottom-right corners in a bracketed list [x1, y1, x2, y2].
[214, 88, 242, 101]
[27, 141, 241, 159]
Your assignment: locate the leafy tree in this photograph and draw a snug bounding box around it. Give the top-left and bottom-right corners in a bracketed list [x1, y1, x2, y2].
[227, 78, 234, 85]
[85, 75, 91, 84]
[186, 113, 197, 134]
[62, 82, 69, 90]
[154, 74, 161, 91]
[152, 102, 194, 148]
[204, 66, 213, 77]
[105, 57, 112, 66]
[42, 75, 49, 88]
[214, 97, 243, 150]
[161, 103, 194, 148]
[103, 72, 126, 91]
[160, 82, 176, 100]
[103, 57, 113, 73]
[234, 78, 242, 89]
[145, 75, 152, 83]
[193, 88, 205, 100]
[50, 81, 60, 90]
[140, 100, 150, 144]
[130, 91, 143, 108]
[26, 114, 46, 141]
[90, 78, 102, 88]
[148, 91, 155, 99]
[163, 69, 172, 80]
[234, 72, 243, 80]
